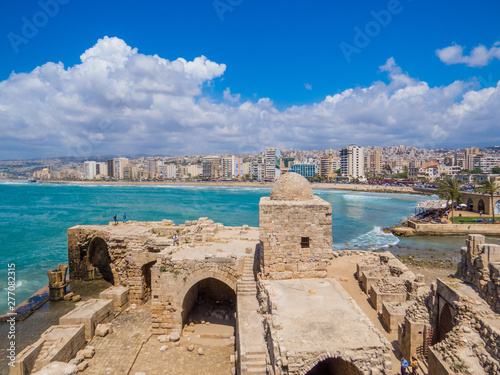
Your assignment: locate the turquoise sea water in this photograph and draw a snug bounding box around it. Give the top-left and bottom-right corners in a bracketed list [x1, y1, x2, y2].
[1, 182, 498, 314]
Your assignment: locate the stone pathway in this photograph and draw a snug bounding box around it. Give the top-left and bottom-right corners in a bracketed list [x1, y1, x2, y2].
[82, 303, 151, 375]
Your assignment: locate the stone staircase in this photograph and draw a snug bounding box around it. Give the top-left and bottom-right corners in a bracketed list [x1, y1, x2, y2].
[31, 339, 58, 373]
[244, 349, 267, 374]
[237, 255, 267, 374]
[237, 256, 257, 296]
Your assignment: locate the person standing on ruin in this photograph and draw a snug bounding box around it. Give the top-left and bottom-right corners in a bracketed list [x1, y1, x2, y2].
[123, 213, 127, 223]
[173, 234, 179, 245]
[400, 357, 409, 375]
[113, 215, 118, 225]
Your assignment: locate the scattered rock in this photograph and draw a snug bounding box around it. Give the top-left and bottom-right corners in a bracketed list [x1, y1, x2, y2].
[308, 289, 317, 295]
[76, 361, 88, 372]
[95, 324, 111, 337]
[187, 344, 195, 351]
[32, 362, 78, 375]
[169, 331, 180, 342]
[160, 345, 168, 352]
[157, 335, 168, 343]
[80, 347, 95, 359]
[130, 304, 137, 310]
[198, 348, 204, 355]
[71, 295, 81, 302]
[340, 277, 349, 282]
[64, 292, 74, 301]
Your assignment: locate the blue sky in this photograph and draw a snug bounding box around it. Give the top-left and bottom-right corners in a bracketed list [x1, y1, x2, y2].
[1, 0, 500, 159]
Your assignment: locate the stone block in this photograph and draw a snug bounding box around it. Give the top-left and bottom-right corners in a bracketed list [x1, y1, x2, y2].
[382, 302, 406, 334]
[12, 325, 85, 375]
[370, 285, 407, 313]
[100, 286, 130, 312]
[361, 271, 382, 294]
[59, 299, 113, 340]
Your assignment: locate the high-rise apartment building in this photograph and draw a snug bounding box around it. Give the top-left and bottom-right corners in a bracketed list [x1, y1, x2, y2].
[221, 155, 241, 179]
[107, 159, 114, 178]
[264, 147, 280, 180]
[113, 157, 129, 179]
[95, 162, 107, 177]
[84, 161, 97, 180]
[465, 147, 480, 170]
[202, 156, 221, 179]
[145, 157, 162, 178]
[340, 145, 364, 179]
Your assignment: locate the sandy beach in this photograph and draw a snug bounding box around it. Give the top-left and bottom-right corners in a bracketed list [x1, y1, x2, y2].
[33, 180, 428, 195]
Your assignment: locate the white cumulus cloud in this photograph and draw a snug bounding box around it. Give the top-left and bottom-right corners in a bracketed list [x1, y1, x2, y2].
[436, 42, 500, 67]
[1, 37, 500, 160]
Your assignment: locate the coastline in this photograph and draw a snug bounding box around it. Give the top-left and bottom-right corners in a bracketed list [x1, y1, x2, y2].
[29, 180, 431, 195]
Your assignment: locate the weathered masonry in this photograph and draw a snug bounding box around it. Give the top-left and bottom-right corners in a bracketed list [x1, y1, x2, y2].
[259, 172, 333, 280]
[62, 173, 392, 375]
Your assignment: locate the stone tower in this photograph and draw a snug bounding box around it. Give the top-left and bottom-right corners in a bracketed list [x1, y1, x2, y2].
[259, 172, 333, 279]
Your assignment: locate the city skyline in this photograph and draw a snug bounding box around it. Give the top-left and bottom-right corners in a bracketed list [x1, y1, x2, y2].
[1, 1, 500, 159]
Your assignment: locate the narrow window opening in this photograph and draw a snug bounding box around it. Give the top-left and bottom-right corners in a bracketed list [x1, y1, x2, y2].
[301, 237, 310, 248]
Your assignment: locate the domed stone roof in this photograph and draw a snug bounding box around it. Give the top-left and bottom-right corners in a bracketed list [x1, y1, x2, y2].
[270, 172, 314, 201]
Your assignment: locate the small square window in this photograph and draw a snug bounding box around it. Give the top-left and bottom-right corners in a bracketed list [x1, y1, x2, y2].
[300, 237, 310, 248]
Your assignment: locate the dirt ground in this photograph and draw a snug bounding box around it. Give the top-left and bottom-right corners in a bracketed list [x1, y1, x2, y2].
[130, 301, 236, 375]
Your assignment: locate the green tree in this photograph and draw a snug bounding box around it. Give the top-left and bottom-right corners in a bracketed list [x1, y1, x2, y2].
[478, 179, 500, 223]
[437, 178, 462, 222]
[492, 166, 500, 174]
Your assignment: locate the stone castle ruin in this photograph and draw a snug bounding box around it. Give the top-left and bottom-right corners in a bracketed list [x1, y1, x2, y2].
[25, 172, 500, 374]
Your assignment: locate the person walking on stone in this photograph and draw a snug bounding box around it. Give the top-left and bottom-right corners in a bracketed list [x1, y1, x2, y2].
[123, 213, 127, 223]
[113, 215, 118, 226]
[400, 357, 409, 375]
[173, 234, 179, 246]
[411, 357, 418, 375]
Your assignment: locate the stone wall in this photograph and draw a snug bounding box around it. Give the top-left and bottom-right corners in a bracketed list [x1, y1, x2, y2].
[67, 218, 232, 304]
[404, 221, 500, 236]
[456, 234, 500, 311]
[259, 196, 332, 280]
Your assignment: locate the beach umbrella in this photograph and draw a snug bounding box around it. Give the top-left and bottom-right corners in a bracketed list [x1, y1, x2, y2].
[458, 203, 467, 207]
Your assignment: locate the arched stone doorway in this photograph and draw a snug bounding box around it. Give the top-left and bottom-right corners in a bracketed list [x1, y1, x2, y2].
[305, 358, 362, 375]
[467, 198, 474, 210]
[181, 277, 236, 327]
[478, 199, 485, 213]
[88, 237, 114, 284]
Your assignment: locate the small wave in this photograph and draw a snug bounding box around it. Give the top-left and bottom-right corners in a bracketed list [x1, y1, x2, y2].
[1, 280, 23, 291]
[343, 194, 391, 201]
[0, 181, 28, 185]
[333, 226, 399, 250]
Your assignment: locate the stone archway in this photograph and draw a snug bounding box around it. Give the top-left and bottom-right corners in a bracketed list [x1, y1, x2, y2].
[181, 277, 236, 327]
[478, 199, 485, 213]
[467, 198, 474, 210]
[88, 237, 114, 284]
[305, 357, 362, 375]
